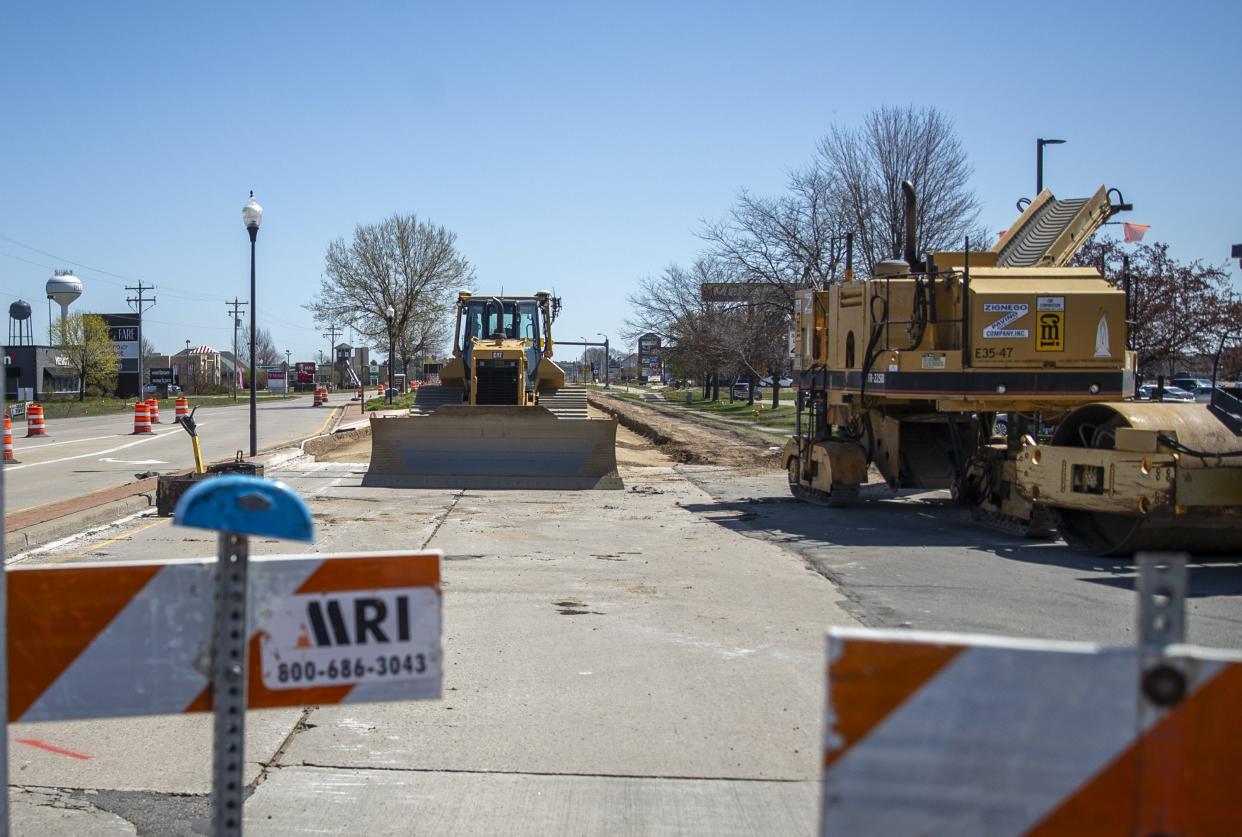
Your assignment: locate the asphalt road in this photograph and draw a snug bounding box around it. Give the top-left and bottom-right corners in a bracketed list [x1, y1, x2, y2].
[680, 468, 1242, 650]
[3, 392, 350, 513]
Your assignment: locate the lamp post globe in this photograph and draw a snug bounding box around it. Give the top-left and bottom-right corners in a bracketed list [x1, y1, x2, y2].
[242, 191, 262, 457]
[386, 305, 396, 404]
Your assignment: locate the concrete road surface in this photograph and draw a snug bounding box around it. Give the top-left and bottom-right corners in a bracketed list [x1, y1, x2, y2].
[7, 432, 1240, 834]
[6, 444, 856, 835]
[4, 393, 349, 514]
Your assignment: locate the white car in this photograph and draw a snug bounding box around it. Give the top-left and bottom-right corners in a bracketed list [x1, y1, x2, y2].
[1136, 384, 1195, 403]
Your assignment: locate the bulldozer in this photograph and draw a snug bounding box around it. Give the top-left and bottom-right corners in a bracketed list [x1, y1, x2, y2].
[366, 290, 621, 489]
[785, 182, 1242, 555]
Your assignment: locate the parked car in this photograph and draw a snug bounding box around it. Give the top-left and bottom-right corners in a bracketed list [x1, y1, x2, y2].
[143, 383, 181, 395]
[759, 376, 794, 387]
[731, 382, 752, 397]
[992, 413, 1057, 438]
[1136, 384, 1196, 403]
[1168, 377, 1213, 401]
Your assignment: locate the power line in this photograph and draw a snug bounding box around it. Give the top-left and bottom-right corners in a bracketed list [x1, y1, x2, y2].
[126, 281, 156, 394]
[227, 298, 246, 401]
[323, 323, 342, 381]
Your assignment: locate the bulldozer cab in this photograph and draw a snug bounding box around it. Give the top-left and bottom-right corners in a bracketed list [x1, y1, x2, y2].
[458, 297, 546, 406]
[461, 297, 542, 354]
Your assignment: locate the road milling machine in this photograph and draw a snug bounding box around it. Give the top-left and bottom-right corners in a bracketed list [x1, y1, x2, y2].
[785, 182, 1242, 555]
[366, 291, 620, 489]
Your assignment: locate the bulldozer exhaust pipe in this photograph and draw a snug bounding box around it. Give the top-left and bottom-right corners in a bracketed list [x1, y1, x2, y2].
[902, 180, 922, 271]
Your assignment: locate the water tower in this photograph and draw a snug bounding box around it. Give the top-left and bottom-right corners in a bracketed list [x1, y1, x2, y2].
[8, 300, 33, 345]
[46, 270, 83, 335]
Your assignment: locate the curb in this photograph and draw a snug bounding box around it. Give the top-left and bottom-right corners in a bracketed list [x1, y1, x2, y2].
[3, 401, 352, 557]
[5, 492, 154, 557]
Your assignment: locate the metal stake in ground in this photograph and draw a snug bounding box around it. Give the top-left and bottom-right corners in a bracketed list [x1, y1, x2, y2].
[174, 474, 314, 837]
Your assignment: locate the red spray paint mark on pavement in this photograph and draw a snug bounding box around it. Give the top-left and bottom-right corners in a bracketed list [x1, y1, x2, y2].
[15, 738, 92, 760]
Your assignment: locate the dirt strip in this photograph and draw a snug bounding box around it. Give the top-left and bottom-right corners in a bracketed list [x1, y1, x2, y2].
[587, 392, 782, 470]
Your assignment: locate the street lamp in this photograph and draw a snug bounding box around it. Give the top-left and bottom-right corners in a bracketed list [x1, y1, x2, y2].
[284, 349, 291, 397]
[597, 332, 610, 388]
[386, 304, 396, 404]
[1036, 138, 1066, 196]
[242, 191, 262, 457]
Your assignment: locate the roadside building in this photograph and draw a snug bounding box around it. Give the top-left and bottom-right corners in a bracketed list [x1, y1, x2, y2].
[219, 351, 245, 391]
[3, 345, 80, 401]
[618, 353, 639, 381]
[172, 345, 222, 393]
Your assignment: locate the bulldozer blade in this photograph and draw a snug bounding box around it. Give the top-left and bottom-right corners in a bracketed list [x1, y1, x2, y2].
[365, 405, 623, 490]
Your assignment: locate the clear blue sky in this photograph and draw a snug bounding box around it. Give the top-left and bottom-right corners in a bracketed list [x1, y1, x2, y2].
[2, 1, 1238, 363]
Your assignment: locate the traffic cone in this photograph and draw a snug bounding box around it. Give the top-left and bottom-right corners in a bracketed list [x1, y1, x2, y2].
[146, 397, 161, 424]
[4, 414, 18, 463]
[132, 401, 152, 434]
[175, 396, 189, 423]
[25, 403, 47, 437]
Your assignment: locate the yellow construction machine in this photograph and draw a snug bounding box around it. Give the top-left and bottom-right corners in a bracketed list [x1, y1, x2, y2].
[366, 291, 621, 489]
[785, 182, 1242, 555]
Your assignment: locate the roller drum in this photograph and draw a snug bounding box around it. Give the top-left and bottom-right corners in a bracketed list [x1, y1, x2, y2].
[1050, 402, 1242, 556]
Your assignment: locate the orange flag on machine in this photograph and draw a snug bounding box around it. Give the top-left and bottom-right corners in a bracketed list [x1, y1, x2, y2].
[1123, 222, 1151, 243]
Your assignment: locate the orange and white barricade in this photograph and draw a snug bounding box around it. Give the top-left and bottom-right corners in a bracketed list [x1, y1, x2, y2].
[24, 403, 46, 437]
[6, 550, 442, 722]
[146, 396, 161, 424]
[174, 395, 189, 422]
[132, 401, 151, 434]
[822, 589, 1241, 834]
[3, 414, 16, 463]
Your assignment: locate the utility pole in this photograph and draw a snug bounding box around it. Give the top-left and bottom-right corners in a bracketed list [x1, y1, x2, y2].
[323, 323, 341, 389]
[125, 282, 156, 399]
[226, 298, 246, 401]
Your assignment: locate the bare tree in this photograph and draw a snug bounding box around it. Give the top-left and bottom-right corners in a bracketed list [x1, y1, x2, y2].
[309, 214, 474, 369]
[241, 327, 281, 366]
[397, 313, 451, 382]
[702, 165, 853, 303]
[816, 105, 985, 274]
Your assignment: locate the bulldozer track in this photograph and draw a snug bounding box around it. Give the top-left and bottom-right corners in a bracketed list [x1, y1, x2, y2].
[537, 386, 589, 419]
[409, 385, 590, 419]
[969, 504, 1057, 539]
[409, 385, 465, 416]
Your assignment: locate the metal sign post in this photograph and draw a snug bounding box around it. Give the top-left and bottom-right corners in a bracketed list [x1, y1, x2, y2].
[175, 475, 314, 837]
[4, 477, 441, 836]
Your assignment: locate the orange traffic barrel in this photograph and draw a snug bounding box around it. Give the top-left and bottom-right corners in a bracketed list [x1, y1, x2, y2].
[174, 396, 189, 423]
[3, 414, 17, 463]
[25, 403, 47, 437]
[146, 397, 161, 424]
[132, 401, 152, 434]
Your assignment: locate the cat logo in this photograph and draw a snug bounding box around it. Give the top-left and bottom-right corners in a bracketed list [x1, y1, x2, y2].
[1036, 311, 1064, 352]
